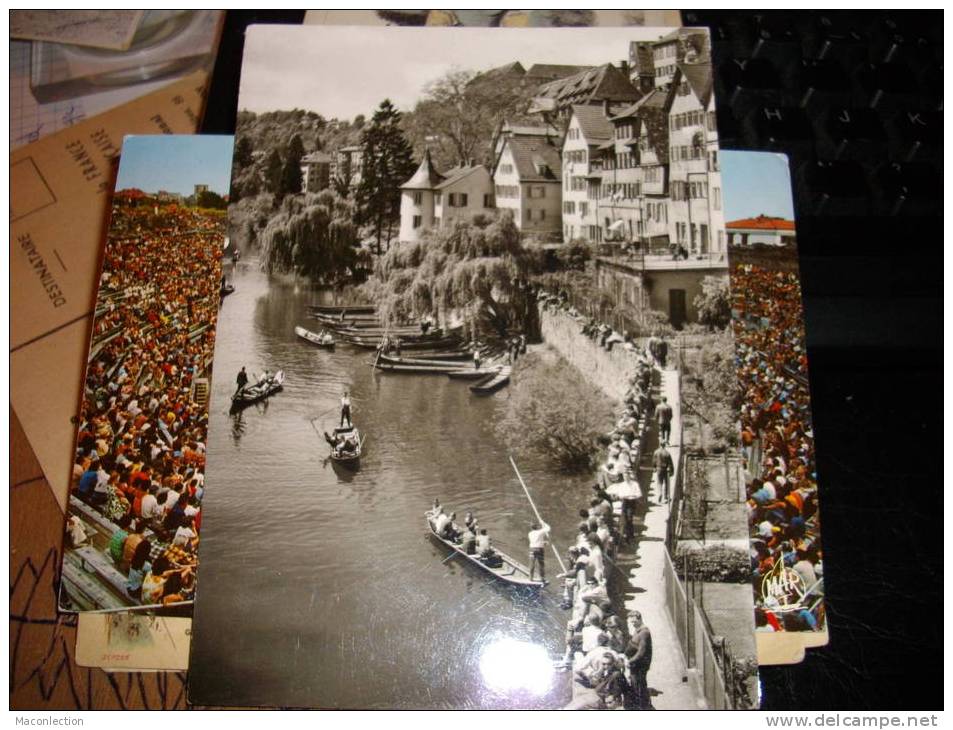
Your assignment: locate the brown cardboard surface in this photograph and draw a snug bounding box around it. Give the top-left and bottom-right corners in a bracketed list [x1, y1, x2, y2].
[10, 69, 209, 511]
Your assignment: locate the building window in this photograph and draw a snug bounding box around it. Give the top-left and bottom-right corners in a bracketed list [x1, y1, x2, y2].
[413, 191, 423, 205]
[434, 192, 442, 205]
[483, 193, 492, 208]
[434, 217, 441, 227]
[713, 187, 721, 210]
[500, 164, 514, 174]
[413, 215, 422, 229]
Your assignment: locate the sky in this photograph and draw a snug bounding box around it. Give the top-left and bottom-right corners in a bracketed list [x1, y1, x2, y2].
[720, 151, 796, 222]
[239, 25, 672, 120]
[115, 135, 234, 196]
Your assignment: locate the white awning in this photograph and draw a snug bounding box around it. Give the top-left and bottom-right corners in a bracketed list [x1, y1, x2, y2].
[608, 219, 626, 233]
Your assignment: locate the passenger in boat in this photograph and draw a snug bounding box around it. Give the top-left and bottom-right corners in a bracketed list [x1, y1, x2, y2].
[394, 337, 402, 357]
[476, 528, 492, 557]
[426, 499, 442, 521]
[464, 511, 477, 531]
[460, 525, 477, 555]
[441, 511, 462, 540]
[433, 510, 452, 537]
[340, 391, 352, 428]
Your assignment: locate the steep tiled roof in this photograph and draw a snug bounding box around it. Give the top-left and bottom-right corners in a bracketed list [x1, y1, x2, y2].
[726, 215, 796, 231]
[677, 61, 713, 107]
[502, 136, 561, 182]
[401, 149, 445, 190]
[434, 165, 487, 190]
[570, 104, 614, 143]
[535, 63, 641, 108]
[482, 61, 526, 77]
[526, 63, 592, 84]
[610, 88, 669, 121]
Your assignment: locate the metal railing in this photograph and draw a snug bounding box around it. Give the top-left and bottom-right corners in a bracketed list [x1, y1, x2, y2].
[661, 547, 748, 710]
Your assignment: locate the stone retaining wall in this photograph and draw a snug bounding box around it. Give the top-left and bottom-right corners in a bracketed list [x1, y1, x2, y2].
[539, 306, 640, 402]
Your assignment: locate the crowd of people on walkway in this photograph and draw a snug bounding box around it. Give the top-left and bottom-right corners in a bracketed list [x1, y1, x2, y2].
[66, 201, 225, 608]
[535, 290, 669, 709]
[731, 263, 823, 630]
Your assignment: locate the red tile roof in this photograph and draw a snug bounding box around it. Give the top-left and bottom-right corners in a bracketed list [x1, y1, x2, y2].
[726, 215, 796, 231]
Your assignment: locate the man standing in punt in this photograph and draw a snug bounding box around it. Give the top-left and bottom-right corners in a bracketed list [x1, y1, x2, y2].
[340, 390, 352, 428]
[528, 520, 551, 582]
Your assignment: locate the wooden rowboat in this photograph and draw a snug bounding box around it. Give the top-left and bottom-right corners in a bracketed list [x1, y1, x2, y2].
[470, 366, 512, 395]
[295, 326, 335, 349]
[377, 353, 479, 369]
[400, 350, 474, 361]
[345, 335, 462, 351]
[231, 370, 284, 411]
[309, 304, 376, 315]
[447, 366, 502, 380]
[374, 360, 466, 375]
[426, 517, 545, 588]
[329, 424, 363, 467]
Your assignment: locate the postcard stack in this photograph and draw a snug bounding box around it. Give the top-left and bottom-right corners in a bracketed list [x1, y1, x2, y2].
[58, 23, 824, 709]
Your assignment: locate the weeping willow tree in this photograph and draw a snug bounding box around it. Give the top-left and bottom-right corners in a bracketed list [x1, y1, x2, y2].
[258, 189, 360, 282]
[360, 211, 538, 339]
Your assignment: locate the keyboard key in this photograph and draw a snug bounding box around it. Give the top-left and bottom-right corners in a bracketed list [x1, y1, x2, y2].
[856, 61, 916, 108]
[751, 106, 815, 149]
[751, 12, 803, 65]
[874, 162, 940, 215]
[799, 159, 870, 215]
[720, 57, 782, 113]
[823, 107, 886, 159]
[806, 13, 867, 62]
[888, 109, 942, 161]
[796, 59, 852, 108]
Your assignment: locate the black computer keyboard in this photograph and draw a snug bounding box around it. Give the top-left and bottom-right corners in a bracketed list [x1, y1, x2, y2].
[685, 9, 942, 712]
[685, 9, 942, 346]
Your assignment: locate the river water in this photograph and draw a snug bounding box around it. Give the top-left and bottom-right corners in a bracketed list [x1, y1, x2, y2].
[189, 258, 595, 709]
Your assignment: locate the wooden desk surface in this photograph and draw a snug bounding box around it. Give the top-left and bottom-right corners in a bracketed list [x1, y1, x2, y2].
[10, 408, 188, 710]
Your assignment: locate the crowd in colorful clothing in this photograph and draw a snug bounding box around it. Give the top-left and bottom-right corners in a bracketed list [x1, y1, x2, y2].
[730, 263, 823, 631]
[65, 201, 224, 608]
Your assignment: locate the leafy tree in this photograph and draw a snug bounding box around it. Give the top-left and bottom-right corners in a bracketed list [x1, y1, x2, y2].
[234, 135, 253, 169]
[556, 239, 594, 271]
[258, 190, 360, 281]
[196, 189, 227, 210]
[497, 352, 615, 472]
[403, 67, 533, 169]
[265, 149, 283, 196]
[355, 99, 416, 254]
[694, 275, 732, 330]
[360, 211, 537, 338]
[276, 133, 305, 200]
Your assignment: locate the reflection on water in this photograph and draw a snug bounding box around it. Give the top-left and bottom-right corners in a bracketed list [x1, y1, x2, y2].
[189, 259, 591, 709]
